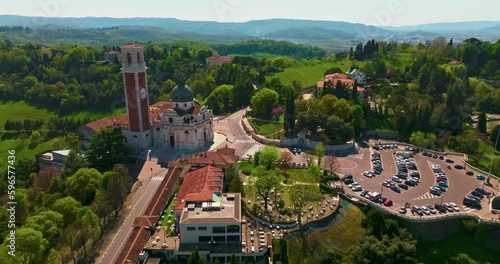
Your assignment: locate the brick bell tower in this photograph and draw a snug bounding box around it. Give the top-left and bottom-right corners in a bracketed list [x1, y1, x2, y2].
[121, 44, 152, 149]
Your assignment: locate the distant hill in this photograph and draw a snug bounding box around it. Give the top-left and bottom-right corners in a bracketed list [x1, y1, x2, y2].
[402, 30, 439, 38]
[380, 21, 500, 32]
[263, 27, 355, 40]
[0, 15, 393, 38]
[481, 24, 500, 33]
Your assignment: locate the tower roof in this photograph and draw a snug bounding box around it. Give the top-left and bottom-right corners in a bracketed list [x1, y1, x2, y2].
[170, 73, 194, 102]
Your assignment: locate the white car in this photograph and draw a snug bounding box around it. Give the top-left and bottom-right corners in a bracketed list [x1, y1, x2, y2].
[392, 176, 402, 183]
[421, 206, 431, 215]
[348, 182, 358, 188]
[352, 186, 362, 192]
[450, 202, 460, 212]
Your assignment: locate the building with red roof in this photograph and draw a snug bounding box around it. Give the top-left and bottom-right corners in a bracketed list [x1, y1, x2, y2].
[205, 55, 233, 67]
[316, 70, 368, 100]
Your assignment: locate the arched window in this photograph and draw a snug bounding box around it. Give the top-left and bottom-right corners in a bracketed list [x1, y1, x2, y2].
[137, 52, 141, 64]
[127, 53, 132, 64]
[184, 103, 187, 108]
[168, 117, 173, 123]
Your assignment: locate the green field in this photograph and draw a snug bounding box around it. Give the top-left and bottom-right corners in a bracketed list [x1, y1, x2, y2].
[0, 134, 60, 171]
[62, 107, 127, 121]
[0, 101, 56, 130]
[248, 117, 283, 136]
[286, 204, 365, 264]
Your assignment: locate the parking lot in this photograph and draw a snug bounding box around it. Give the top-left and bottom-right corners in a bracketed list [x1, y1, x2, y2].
[339, 141, 499, 220]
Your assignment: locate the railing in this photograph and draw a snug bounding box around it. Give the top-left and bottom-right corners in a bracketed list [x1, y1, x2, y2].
[340, 193, 500, 224]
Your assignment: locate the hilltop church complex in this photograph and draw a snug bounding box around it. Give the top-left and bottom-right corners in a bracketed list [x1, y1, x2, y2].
[82, 44, 214, 151]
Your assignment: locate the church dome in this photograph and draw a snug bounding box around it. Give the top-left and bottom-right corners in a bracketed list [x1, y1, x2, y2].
[170, 73, 194, 102]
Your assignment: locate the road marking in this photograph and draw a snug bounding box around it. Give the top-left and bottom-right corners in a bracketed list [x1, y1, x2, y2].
[151, 176, 164, 181]
[235, 139, 256, 144]
[461, 205, 478, 213]
[413, 191, 440, 200]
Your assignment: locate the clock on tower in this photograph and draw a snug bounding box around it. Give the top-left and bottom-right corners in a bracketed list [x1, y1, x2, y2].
[121, 44, 152, 149]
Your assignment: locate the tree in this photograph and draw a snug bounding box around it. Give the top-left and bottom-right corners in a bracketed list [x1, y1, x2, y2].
[491, 125, 500, 150]
[187, 248, 204, 264]
[279, 149, 293, 177]
[229, 253, 239, 264]
[85, 126, 131, 171]
[284, 91, 296, 132]
[409, 131, 436, 149]
[351, 105, 366, 138]
[74, 206, 101, 259]
[323, 155, 339, 175]
[452, 130, 480, 157]
[477, 112, 487, 134]
[259, 145, 280, 170]
[252, 166, 282, 214]
[23, 210, 63, 246]
[334, 81, 345, 99]
[52, 196, 82, 227]
[61, 149, 87, 178]
[351, 80, 358, 102]
[332, 99, 351, 120]
[223, 164, 239, 192]
[288, 184, 321, 227]
[228, 173, 243, 195]
[65, 168, 103, 205]
[324, 115, 354, 144]
[315, 143, 325, 168]
[250, 88, 279, 119]
[233, 75, 254, 108]
[11, 227, 48, 264]
[29, 130, 43, 146]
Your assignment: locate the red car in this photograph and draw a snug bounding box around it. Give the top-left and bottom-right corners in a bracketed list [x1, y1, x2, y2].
[383, 199, 393, 206]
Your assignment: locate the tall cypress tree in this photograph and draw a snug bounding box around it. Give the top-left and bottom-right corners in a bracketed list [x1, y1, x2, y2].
[352, 81, 358, 101]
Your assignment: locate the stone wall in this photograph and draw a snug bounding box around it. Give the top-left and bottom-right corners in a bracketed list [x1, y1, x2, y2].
[365, 130, 399, 140]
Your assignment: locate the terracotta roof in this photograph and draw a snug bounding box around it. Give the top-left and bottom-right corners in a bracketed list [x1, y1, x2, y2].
[187, 147, 237, 168]
[357, 87, 366, 92]
[325, 73, 348, 79]
[317, 78, 355, 88]
[117, 164, 184, 264]
[85, 101, 203, 132]
[206, 55, 233, 62]
[174, 165, 223, 210]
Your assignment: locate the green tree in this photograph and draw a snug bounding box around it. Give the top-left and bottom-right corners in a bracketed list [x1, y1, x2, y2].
[12, 227, 48, 264]
[259, 145, 280, 169]
[24, 210, 63, 246]
[491, 125, 500, 150]
[229, 253, 239, 264]
[233, 75, 254, 108]
[251, 88, 279, 119]
[288, 184, 321, 227]
[315, 143, 325, 168]
[228, 173, 243, 195]
[324, 115, 354, 144]
[85, 126, 131, 171]
[187, 248, 204, 264]
[476, 112, 487, 133]
[452, 130, 480, 157]
[52, 196, 82, 227]
[252, 166, 282, 214]
[409, 131, 436, 149]
[61, 149, 87, 178]
[74, 206, 102, 258]
[332, 98, 351, 120]
[65, 168, 103, 205]
[351, 105, 366, 138]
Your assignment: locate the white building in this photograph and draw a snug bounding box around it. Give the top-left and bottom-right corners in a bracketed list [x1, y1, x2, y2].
[82, 44, 214, 151]
[347, 67, 366, 85]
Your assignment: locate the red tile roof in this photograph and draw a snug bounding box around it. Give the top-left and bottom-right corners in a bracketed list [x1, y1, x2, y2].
[85, 101, 203, 132]
[122, 43, 143, 48]
[187, 147, 237, 168]
[206, 55, 233, 62]
[174, 165, 223, 210]
[117, 162, 184, 264]
[317, 78, 355, 88]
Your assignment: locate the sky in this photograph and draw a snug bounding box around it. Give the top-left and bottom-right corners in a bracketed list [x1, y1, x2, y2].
[2, 0, 499, 26]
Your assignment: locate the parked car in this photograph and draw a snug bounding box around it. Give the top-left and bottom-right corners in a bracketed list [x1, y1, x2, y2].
[443, 203, 454, 212]
[426, 204, 437, 214]
[470, 191, 484, 198]
[430, 188, 441, 195]
[476, 174, 486, 180]
[438, 181, 449, 188]
[466, 195, 481, 203]
[360, 190, 369, 197]
[379, 197, 387, 204]
[439, 155, 444, 160]
[398, 183, 409, 190]
[383, 199, 393, 206]
[392, 176, 402, 183]
[434, 203, 446, 213]
[399, 207, 407, 214]
[342, 174, 353, 181]
[421, 206, 431, 215]
[450, 202, 460, 212]
[352, 186, 362, 192]
[445, 158, 454, 163]
[344, 178, 353, 184]
[475, 187, 491, 196]
[405, 180, 416, 187]
[463, 197, 482, 208]
[432, 154, 438, 158]
[390, 186, 401, 193]
[410, 171, 420, 177]
[454, 164, 464, 170]
[465, 171, 474, 176]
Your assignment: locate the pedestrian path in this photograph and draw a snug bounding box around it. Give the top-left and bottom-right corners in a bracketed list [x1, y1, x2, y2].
[235, 139, 256, 144]
[413, 191, 440, 200]
[150, 176, 164, 181]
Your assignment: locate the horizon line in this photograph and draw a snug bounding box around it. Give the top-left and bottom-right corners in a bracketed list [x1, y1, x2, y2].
[0, 14, 498, 28]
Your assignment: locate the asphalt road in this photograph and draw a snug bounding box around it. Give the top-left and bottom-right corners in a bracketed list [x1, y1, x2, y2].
[340, 145, 499, 220]
[97, 161, 167, 264]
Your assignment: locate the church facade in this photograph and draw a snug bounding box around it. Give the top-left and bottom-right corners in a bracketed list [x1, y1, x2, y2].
[82, 44, 214, 151]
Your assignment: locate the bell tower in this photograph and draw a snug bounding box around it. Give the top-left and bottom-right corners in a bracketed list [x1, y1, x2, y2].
[121, 44, 152, 149]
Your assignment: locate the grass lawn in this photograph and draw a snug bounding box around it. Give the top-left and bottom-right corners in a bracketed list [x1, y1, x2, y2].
[383, 53, 413, 68]
[270, 59, 361, 87]
[0, 101, 56, 130]
[416, 232, 500, 264]
[0, 134, 60, 171]
[286, 205, 366, 264]
[287, 168, 319, 183]
[160, 196, 177, 227]
[248, 117, 283, 136]
[61, 107, 127, 121]
[239, 161, 255, 175]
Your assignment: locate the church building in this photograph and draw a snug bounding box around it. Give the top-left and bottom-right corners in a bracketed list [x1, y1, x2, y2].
[81, 44, 214, 151]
